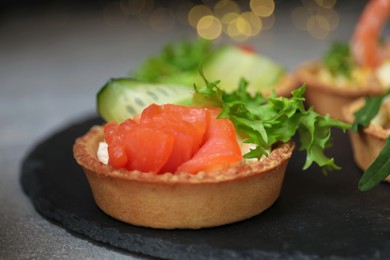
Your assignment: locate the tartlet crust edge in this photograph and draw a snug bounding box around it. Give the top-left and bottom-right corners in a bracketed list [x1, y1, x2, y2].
[296, 61, 386, 120]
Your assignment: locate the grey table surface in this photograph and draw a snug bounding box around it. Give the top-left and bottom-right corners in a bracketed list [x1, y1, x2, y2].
[0, 1, 368, 259]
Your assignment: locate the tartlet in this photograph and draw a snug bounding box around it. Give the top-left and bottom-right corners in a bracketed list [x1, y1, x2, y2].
[295, 61, 386, 120]
[342, 98, 390, 183]
[295, 0, 390, 120]
[73, 125, 295, 229]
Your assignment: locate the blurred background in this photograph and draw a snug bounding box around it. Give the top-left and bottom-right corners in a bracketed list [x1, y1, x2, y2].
[1, 0, 367, 40]
[0, 0, 370, 259]
[1, 0, 365, 41]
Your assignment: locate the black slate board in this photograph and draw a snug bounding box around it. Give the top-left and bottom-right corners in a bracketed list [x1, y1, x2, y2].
[21, 116, 390, 259]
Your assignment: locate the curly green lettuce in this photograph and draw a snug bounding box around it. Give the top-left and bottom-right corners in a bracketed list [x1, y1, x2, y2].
[193, 74, 351, 173]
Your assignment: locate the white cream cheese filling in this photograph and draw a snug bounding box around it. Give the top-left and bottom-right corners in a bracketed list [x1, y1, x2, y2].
[371, 96, 390, 127]
[318, 59, 390, 89]
[376, 61, 390, 88]
[97, 142, 109, 164]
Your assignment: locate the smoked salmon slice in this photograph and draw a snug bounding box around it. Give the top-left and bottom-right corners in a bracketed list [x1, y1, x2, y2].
[104, 119, 174, 172]
[141, 104, 208, 153]
[123, 125, 174, 173]
[176, 108, 242, 174]
[104, 104, 242, 174]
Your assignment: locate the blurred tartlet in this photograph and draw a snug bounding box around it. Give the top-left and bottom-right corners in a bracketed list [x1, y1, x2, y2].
[296, 59, 386, 120]
[343, 97, 390, 184]
[296, 0, 390, 120]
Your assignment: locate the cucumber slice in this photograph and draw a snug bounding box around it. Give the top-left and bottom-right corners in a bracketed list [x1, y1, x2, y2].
[97, 78, 194, 122]
[201, 46, 285, 93]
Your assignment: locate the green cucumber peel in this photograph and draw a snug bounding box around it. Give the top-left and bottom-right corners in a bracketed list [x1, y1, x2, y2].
[97, 78, 193, 123]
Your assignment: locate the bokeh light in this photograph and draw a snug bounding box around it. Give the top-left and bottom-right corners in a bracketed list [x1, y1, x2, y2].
[239, 12, 262, 36]
[214, 0, 241, 19]
[188, 5, 213, 28]
[250, 0, 275, 17]
[190, 0, 276, 41]
[222, 11, 262, 41]
[226, 16, 246, 38]
[102, 0, 339, 41]
[197, 15, 222, 40]
[321, 8, 339, 30]
[307, 14, 330, 39]
[291, 0, 339, 39]
[226, 16, 250, 41]
[261, 14, 275, 30]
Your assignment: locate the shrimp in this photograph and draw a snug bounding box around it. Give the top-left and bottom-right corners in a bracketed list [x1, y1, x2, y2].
[351, 0, 390, 68]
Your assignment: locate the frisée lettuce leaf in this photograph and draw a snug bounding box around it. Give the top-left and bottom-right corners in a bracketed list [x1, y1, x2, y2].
[193, 74, 351, 173]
